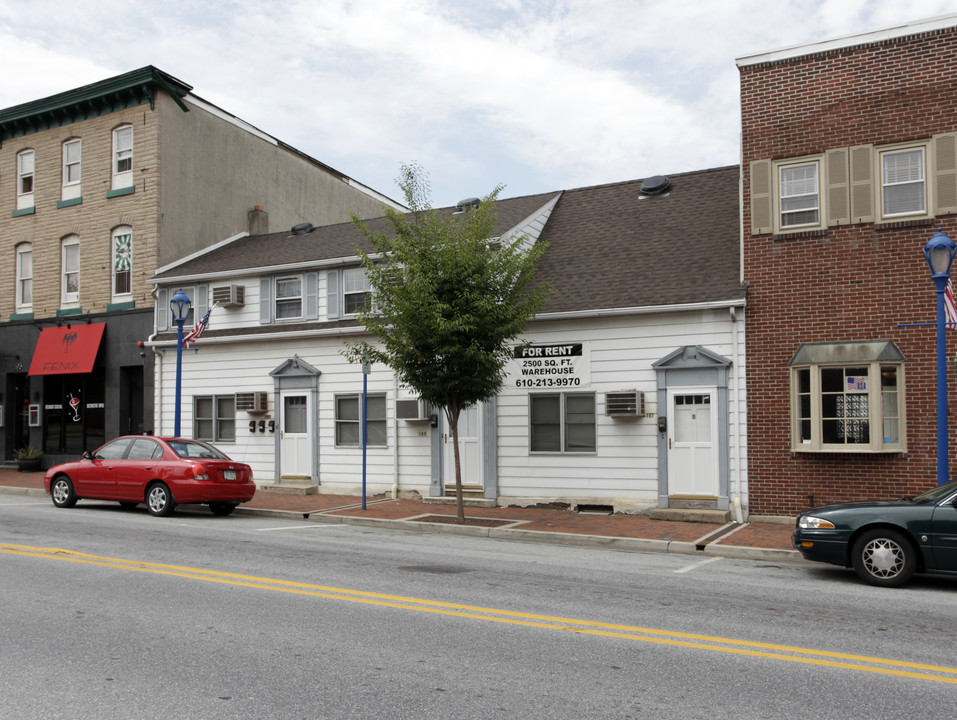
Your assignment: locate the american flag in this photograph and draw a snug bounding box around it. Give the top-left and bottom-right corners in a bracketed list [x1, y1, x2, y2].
[947, 279, 957, 328]
[183, 307, 211, 348]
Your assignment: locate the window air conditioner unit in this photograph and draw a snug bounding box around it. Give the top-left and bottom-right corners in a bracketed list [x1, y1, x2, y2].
[236, 391, 268, 414]
[212, 284, 245, 308]
[605, 391, 644, 417]
[396, 398, 429, 421]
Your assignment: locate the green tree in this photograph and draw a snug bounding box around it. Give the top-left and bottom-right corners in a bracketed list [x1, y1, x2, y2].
[347, 164, 551, 522]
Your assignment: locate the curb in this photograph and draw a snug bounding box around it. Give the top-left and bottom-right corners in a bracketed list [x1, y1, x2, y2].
[0, 486, 803, 563]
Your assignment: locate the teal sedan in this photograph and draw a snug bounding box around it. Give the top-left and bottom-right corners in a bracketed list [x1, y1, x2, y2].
[793, 480, 957, 587]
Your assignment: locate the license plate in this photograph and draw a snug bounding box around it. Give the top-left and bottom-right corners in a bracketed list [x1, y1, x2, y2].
[223, 469, 237, 481]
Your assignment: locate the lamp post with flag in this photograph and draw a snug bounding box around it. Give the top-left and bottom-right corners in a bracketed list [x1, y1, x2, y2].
[170, 289, 192, 438]
[923, 229, 957, 485]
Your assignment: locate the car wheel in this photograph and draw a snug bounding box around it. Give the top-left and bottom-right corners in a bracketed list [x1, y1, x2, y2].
[209, 503, 237, 517]
[51, 475, 77, 508]
[146, 483, 176, 517]
[851, 528, 916, 588]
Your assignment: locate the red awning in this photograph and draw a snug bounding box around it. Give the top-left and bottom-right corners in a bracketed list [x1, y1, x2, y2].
[28, 323, 106, 376]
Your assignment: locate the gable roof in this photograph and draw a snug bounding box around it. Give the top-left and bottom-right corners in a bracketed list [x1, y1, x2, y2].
[152, 165, 745, 315]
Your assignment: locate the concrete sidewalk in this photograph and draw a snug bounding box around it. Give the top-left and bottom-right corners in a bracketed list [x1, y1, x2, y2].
[0, 469, 800, 562]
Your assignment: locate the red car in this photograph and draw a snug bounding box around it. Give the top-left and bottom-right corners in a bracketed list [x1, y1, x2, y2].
[43, 436, 256, 517]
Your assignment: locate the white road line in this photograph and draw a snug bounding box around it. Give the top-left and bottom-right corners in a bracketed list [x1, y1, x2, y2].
[674, 556, 723, 574]
[255, 524, 341, 532]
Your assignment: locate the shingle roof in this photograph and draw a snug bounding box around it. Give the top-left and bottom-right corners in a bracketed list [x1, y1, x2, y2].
[153, 165, 745, 315]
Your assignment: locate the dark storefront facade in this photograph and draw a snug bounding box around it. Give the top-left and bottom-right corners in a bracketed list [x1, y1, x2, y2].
[1, 309, 153, 468]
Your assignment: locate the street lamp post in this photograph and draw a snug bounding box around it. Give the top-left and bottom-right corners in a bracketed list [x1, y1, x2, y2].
[923, 229, 957, 485]
[170, 289, 192, 438]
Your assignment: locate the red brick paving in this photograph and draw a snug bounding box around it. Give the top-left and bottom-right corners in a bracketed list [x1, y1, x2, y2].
[1, 469, 794, 551]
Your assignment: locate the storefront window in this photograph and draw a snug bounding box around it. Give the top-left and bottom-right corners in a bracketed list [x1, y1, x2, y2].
[43, 372, 105, 454]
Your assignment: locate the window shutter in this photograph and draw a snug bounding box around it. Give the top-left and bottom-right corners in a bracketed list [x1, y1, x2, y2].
[934, 133, 957, 215]
[327, 269, 340, 320]
[304, 271, 319, 320]
[849, 145, 874, 223]
[749, 160, 772, 234]
[825, 149, 849, 226]
[156, 287, 169, 331]
[259, 277, 273, 324]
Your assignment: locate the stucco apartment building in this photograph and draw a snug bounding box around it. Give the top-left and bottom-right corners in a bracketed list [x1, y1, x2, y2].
[738, 15, 957, 515]
[0, 66, 399, 465]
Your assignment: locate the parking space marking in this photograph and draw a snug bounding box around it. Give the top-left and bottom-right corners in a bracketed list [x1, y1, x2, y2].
[675, 556, 723, 574]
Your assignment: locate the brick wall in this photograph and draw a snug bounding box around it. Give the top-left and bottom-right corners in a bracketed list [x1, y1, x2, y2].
[740, 27, 957, 515]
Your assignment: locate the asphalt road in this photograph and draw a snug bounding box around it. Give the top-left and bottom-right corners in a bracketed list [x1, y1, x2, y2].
[2, 495, 956, 719]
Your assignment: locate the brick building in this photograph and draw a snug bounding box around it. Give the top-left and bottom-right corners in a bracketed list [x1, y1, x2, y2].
[0, 66, 399, 465]
[737, 16, 957, 514]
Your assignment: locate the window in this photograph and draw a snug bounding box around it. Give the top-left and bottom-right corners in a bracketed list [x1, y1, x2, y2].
[881, 147, 925, 217]
[112, 125, 133, 189]
[61, 236, 80, 304]
[790, 341, 905, 453]
[335, 393, 387, 447]
[168, 286, 196, 327]
[17, 150, 35, 210]
[529, 393, 596, 453]
[342, 267, 372, 315]
[194, 395, 236, 442]
[16, 243, 32, 310]
[62, 139, 81, 200]
[275, 276, 302, 319]
[779, 162, 819, 228]
[127, 438, 163, 460]
[112, 228, 132, 297]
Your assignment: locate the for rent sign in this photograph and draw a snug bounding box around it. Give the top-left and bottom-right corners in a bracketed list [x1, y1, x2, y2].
[508, 343, 590, 389]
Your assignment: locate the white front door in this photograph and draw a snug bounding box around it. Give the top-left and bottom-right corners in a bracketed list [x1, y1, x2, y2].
[444, 404, 482, 490]
[280, 393, 311, 479]
[667, 389, 718, 497]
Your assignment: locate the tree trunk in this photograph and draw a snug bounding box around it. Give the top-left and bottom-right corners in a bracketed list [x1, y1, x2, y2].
[448, 407, 466, 523]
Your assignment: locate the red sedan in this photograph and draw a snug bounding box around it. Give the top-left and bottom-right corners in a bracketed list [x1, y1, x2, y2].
[43, 436, 256, 517]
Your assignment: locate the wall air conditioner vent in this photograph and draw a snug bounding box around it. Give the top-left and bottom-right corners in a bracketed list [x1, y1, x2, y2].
[212, 284, 245, 308]
[605, 391, 644, 417]
[236, 391, 268, 414]
[396, 398, 429, 421]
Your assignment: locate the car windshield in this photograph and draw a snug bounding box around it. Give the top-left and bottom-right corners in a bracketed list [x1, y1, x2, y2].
[168, 440, 229, 460]
[911, 481, 957, 504]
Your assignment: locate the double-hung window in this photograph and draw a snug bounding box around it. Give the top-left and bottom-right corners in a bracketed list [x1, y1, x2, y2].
[112, 227, 133, 298]
[881, 147, 925, 217]
[16, 244, 33, 311]
[275, 276, 303, 319]
[335, 394, 387, 447]
[529, 393, 596, 453]
[194, 395, 236, 442]
[342, 267, 372, 315]
[62, 139, 81, 200]
[790, 341, 905, 453]
[61, 236, 80, 305]
[17, 150, 35, 210]
[112, 125, 133, 190]
[779, 162, 819, 229]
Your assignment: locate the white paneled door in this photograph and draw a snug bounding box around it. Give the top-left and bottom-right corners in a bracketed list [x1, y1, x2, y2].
[280, 393, 311, 479]
[667, 389, 718, 497]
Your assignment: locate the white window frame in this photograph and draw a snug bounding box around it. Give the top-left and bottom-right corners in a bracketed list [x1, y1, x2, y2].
[342, 267, 372, 316]
[529, 393, 597, 454]
[791, 361, 905, 453]
[16, 243, 33, 311]
[771, 156, 824, 233]
[778, 161, 820, 230]
[112, 125, 133, 190]
[62, 138, 81, 200]
[112, 227, 133, 300]
[335, 393, 387, 447]
[275, 275, 303, 320]
[880, 146, 926, 219]
[61, 236, 80, 306]
[17, 149, 35, 210]
[194, 395, 236, 443]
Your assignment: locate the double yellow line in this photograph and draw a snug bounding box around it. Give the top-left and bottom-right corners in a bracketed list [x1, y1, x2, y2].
[4, 542, 956, 685]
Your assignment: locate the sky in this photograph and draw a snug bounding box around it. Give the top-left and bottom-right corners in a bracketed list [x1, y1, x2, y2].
[2, 1, 957, 208]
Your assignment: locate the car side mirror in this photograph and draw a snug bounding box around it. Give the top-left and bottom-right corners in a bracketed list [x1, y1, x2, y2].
[82, 451, 92, 460]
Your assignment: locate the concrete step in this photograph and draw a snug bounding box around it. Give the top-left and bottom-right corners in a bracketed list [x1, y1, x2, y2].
[257, 482, 318, 495]
[649, 508, 732, 524]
